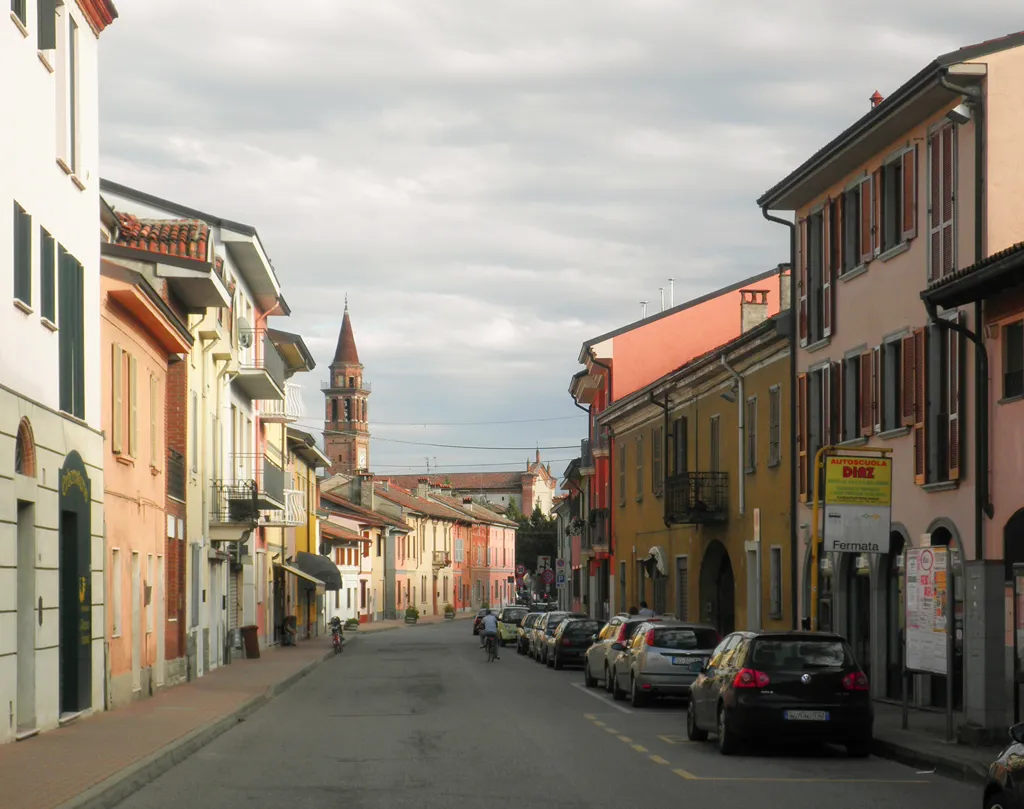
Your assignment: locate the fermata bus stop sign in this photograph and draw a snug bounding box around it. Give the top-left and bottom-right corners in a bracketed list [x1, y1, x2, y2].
[823, 455, 892, 554]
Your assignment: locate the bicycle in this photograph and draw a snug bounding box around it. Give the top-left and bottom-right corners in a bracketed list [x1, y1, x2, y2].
[484, 634, 498, 662]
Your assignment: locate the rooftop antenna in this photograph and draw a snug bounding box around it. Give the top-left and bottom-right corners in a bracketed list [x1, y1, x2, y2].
[659, 287, 665, 312]
[669, 278, 675, 307]
[640, 301, 648, 319]
[425, 456, 430, 473]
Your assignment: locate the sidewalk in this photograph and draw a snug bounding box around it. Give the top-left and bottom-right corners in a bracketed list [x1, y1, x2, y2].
[871, 700, 1004, 784]
[350, 612, 473, 634]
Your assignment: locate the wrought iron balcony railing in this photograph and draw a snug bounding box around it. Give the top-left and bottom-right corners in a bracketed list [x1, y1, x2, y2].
[321, 377, 372, 392]
[259, 381, 304, 423]
[228, 453, 285, 506]
[261, 488, 307, 527]
[665, 472, 729, 524]
[432, 550, 451, 571]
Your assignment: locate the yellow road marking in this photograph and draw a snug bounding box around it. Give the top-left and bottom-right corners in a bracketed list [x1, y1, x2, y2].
[658, 734, 685, 745]
[649, 755, 670, 765]
[592, 720, 605, 727]
[617, 735, 632, 743]
[583, 714, 596, 720]
[674, 769, 699, 780]
[604, 727, 618, 734]
[631, 743, 648, 753]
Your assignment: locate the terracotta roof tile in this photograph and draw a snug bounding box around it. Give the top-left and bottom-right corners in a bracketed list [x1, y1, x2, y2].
[320, 491, 412, 531]
[387, 472, 527, 492]
[115, 213, 210, 262]
[374, 484, 462, 520]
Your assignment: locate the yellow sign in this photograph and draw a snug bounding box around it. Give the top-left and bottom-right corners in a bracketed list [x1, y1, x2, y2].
[62, 468, 89, 500]
[824, 456, 892, 507]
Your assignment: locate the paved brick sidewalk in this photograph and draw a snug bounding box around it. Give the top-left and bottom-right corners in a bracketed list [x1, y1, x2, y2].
[0, 638, 332, 809]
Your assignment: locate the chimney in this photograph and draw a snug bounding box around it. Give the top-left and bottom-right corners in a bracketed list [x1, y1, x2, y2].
[740, 289, 770, 333]
[870, 90, 884, 109]
[416, 477, 430, 498]
[462, 496, 474, 511]
[779, 265, 792, 311]
[357, 471, 374, 510]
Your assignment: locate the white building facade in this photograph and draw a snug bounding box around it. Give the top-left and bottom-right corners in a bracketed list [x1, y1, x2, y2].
[0, 0, 117, 744]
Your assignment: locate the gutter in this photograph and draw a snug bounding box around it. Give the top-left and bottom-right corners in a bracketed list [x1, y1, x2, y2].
[760, 209, 799, 630]
[720, 356, 745, 516]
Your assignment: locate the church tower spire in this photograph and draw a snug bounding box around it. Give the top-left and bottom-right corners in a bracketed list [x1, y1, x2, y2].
[323, 299, 370, 475]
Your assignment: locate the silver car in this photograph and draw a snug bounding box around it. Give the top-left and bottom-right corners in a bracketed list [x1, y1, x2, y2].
[611, 621, 720, 707]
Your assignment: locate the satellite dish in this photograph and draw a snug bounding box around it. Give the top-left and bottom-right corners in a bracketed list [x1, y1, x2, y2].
[236, 315, 253, 348]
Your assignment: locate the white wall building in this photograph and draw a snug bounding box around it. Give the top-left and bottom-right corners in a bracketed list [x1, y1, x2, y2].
[0, 0, 117, 744]
[321, 517, 366, 625]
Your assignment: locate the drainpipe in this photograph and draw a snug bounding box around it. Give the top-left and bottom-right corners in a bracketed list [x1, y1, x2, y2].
[761, 208, 797, 630]
[721, 356, 745, 516]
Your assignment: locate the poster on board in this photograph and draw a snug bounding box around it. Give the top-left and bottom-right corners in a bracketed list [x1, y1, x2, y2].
[904, 546, 949, 675]
[823, 455, 892, 554]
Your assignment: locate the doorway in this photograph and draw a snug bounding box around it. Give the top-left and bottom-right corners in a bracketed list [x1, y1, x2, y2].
[131, 552, 141, 692]
[845, 554, 871, 672]
[16, 501, 36, 732]
[699, 540, 735, 635]
[58, 452, 93, 716]
[885, 531, 911, 699]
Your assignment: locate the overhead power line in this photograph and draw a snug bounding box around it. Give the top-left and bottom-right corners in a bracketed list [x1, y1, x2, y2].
[365, 434, 578, 451]
[369, 458, 575, 470]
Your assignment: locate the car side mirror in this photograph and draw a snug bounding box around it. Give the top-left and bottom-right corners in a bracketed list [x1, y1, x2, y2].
[611, 642, 624, 652]
[1010, 723, 1024, 745]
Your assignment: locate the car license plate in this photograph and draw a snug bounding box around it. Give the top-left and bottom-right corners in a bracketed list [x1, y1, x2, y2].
[672, 656, 698, 669]
[784, 710, 829, 721]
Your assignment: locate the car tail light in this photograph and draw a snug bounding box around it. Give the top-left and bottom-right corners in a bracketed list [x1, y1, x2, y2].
[842, 672, 869, 691]
[562, 639, 572, 646]
[645, 629, 656, 646]
[616, 625, 629, 643]
[732, 668, 770, 688]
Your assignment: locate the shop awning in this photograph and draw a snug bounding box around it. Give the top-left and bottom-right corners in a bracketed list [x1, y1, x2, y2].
[276, 562, 326, 594]
[295, 551, 342, 591]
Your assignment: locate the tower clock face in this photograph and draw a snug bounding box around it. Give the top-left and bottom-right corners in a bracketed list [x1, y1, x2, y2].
[358, 447, 367, 469]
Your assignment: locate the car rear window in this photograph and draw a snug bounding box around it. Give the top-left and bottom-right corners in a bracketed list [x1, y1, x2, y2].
[565, 621, 600, 637]
[623, 621, 648, 641]
[749, 638, 851, 669]
[500, 609, 528, 624]
[546, 613, 568, 631]
[652, 627, 719, 649]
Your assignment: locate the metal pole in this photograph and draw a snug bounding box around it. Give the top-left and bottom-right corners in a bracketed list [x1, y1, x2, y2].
[809, 446, 828, 631]
[669, 278, 674, 307]
[946, 550, 955, 742]
[1015, 563, 1022, 724]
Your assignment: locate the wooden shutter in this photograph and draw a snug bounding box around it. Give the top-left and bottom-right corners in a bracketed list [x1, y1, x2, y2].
[797, 374, 808, 502]
[112, 344, 123, 453]
[872, 345, 882, 434]
[823, 363, 833, 451]
[902, 145, 918, 241]
[128, 355, 138, 457]
[940, 126, 955, 276]
[948, 314, 963, 480]
[833, 194, 844, 274]
[798, 218, 809, 347]
[833, 360, 843, 444]
[859, 176, 873, 264]
[928, 131, 941, 282]
[913, 327, 928, 485]
[822, 200, 833, 338]
[860, 351, 874, 437]
[150, 375, 158, 467]
[901, 334, 916, 426]
[872, 167, 883, 256]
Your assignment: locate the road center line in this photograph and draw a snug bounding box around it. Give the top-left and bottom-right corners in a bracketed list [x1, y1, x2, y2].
[631, 744, 648, 753]
[604, 727, 619, 734]
[617, 735, 632, 743]
[649, 755, 670, 765]
[570, 682, 634, 714]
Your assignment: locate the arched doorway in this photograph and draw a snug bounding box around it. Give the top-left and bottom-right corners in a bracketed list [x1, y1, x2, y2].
[699, 540, 735, 635]
[845, 553, 871, 672]
[929, 526, 963, 710]
[884, 530, 911, 699]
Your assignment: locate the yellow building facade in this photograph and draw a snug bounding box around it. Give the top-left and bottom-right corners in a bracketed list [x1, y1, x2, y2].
[601, 316, 793, 636]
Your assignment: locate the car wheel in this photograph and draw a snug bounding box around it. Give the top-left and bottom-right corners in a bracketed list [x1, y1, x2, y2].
[630, 676, 648, 708]
[985, 791, 1012, 809]
[584, 661, 597, 688]
[845, 740, 872, 758]
[717, 705, 738, 755]
[547, 651, 555, 668]
[554, 653, 564, 671]
[612, 669, 626, 701]
[604, 666, 613, 692]
[686, 700, 708, 742]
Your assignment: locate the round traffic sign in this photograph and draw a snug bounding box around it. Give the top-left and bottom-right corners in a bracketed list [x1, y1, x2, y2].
[920, 549, 934, 571]
[541, 569, 555, 585]
[516, 564, 526, 576]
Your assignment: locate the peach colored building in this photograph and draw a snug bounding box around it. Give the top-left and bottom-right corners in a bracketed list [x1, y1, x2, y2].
[759, 32, 1024, 734]
[100, 261, 191, 708]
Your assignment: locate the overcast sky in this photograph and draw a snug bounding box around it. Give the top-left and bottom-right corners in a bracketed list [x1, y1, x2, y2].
[98, 1, 1021, 478]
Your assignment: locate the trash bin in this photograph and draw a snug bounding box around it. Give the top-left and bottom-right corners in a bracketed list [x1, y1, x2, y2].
[240, 625, 260, 659]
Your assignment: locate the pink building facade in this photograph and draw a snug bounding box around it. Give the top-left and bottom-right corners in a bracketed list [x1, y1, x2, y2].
[760, 33, 1024, 733]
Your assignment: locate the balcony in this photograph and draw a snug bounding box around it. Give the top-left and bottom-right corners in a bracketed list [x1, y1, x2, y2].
[235, 330, 286, 401]
[261, 489, 307, 528]
[592, 428, 610, 458]
[321, 377, 371, 393]
[259, 381, 304, 423]
[153, 256, 231, 313]
[229, 453, 286, 511]
[432, 550, 451, 572]
[589, 508, 610, 552]
[167, 449, 185, 503]
[665, 472, 729, 524]
[579, 439, 595, 475]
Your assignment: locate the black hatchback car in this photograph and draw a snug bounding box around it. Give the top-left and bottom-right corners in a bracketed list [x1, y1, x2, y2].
[984, 723, 1024, 809]
[550, 618, 603, 670]
[686, 631, 873, 757]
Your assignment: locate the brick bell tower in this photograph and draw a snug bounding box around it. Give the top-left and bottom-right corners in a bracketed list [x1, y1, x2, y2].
[323, 297, 371, 476]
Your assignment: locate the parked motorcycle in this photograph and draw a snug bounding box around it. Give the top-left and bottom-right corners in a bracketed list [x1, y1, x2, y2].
[330, 617, 345, 654]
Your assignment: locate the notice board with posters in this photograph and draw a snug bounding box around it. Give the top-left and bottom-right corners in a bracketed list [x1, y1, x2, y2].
[904, 546, 949, 675]
[823, 455, 893, 554]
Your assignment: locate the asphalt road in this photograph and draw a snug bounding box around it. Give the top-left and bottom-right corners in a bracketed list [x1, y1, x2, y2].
[115, 620, 980, 809]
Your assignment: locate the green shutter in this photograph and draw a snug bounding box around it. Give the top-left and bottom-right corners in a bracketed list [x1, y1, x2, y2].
[58, 247, 72, 413]
[37, 0, 56, 50]
[41, 228, 55, 321]
[74, 257, 85, 419]
[11, 0, 26, 25]
[13, 203, 31, 306]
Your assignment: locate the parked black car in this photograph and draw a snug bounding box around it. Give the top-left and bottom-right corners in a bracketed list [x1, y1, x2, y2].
[549, 618, 603, 670]
[686, 631, 873, 757]
[984, 723, 1024, 809]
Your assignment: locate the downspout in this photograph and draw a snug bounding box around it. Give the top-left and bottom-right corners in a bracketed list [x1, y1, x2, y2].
[935, 72, 991, 561]
[761, 209, 798, 629]
[720, 356, 745, 516]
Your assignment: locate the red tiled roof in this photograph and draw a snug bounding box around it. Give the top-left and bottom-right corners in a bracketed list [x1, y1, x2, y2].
[428, 493, 482, 523]
[387, 471, 527, 492]
[321, 520, 371, 543]
[374, 484, 463, 520]
[115, 213, 210, 262]
[320, 491, 412, 531]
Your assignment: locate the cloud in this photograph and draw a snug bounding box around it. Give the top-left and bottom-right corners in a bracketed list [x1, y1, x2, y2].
[99, 0, 1021, 473]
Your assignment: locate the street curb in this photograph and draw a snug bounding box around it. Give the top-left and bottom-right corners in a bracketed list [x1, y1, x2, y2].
[56, 648, 334, 809]
[870, 737, 989, 785]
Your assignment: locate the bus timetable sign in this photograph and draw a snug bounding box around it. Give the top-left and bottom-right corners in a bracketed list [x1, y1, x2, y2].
[823, 455, 892, 554]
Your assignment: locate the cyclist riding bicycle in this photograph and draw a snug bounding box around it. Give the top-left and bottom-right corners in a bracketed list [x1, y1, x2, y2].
[479, 610, 499, 659]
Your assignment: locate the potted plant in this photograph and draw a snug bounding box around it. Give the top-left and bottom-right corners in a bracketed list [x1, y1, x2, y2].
[443, 603, 455, 620]
[404, 606, 419, 624]
[344, 617, 359, 631]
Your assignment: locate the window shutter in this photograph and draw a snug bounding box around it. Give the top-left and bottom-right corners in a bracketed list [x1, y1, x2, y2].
[112, 344, 123, 453]
[872, 167, 883, 256]
[833, 194, 844, 274]
[833, 360, 844, 445]
[940, 126, 955, 276]
[901, 334, 916, 426]
[40, 228, 55, 321]
[859, 176, 873, 264]
[797, 374, 808, 502]
[913, 327, 928, 485]
[150, 374, 158, 467]
[948, 314, 963, 480]
[872, 346, 882, 434]
[822, 200, 833, 338]
[859, 351, 874, 437]
[13, 203, 31, 305]
[823, 363, 832, 451]
[902, 145, 918, 241]
[798, 218, 808, 347]
[37, 0, 56, 50]
[128, 355, 138, 456]
[928, 131, 942, 282]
